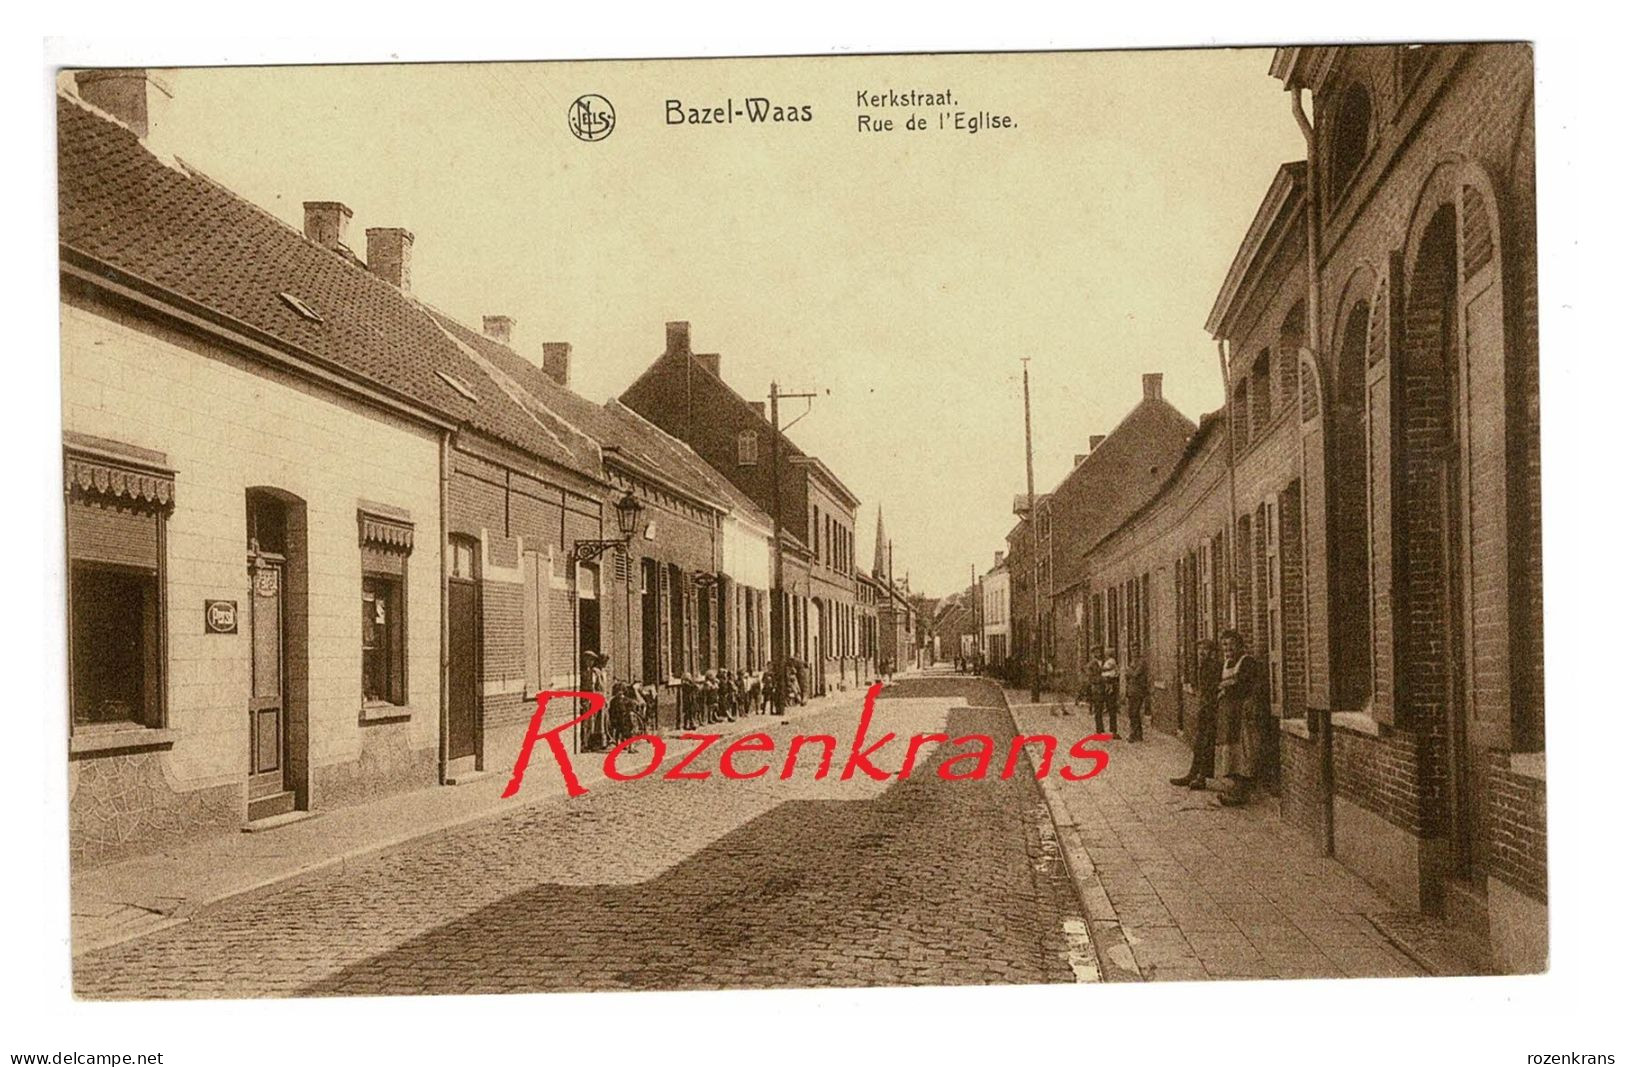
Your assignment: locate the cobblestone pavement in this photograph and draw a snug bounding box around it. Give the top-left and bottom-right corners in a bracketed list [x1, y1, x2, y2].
[1010, 696, 1423, 982]
[75, 678, 1090, 998]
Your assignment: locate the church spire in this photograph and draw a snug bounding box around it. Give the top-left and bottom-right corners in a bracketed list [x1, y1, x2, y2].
[872, 505, 888, 580]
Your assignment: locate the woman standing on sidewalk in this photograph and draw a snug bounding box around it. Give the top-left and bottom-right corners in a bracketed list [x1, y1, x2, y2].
[1213, 629, 1267, 807]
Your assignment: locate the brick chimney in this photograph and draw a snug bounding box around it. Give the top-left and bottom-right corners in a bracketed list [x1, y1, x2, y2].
[75, 69, 172, 142]
[365, 228, 414, 291]
[994, 551, 1006, 568]
[1090, 434, 1106, 450]
[665, 321, 691, 357]
[1073, 453, 1086, 466]
[482, 315, 515, 346]
[542, 342, 571, 388]
[1142, 372, 1163, 401]
[302, 202, 352, 252]
[695, 353, 721, 379]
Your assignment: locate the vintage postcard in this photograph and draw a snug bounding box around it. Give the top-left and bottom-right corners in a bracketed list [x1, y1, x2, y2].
[53, 43, 1543, 1008]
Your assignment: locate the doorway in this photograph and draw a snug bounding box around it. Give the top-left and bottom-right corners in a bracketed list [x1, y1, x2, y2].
[245, 489, 307, 822]
[447, 536, 481, 768]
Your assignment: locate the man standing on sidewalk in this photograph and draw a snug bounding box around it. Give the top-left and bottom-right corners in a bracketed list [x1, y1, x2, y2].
[1171, 638, 1220, 789]
[1124, 654, 1149, 742]
[1099, 647, 1121, 740]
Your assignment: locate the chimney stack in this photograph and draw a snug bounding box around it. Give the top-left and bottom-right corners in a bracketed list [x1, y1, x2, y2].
[482, 315, 516, 346]
[1142, 372, 1163, 401]
[665, 321, 691, 357]
[75, 69, 172, 142]
[302, 201, 352, 252]
[695, 353, 721, 379]
[748, 401, 766, 419]
[365, 228, 414, 291]
[1089, 434, 1106, 450]
[1073, 453, 1086, 467]
[994, 551, 1005, 568]
[542, 342, 571, 388]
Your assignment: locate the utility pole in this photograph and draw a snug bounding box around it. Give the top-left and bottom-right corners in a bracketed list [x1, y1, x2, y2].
[971, 562, 980, 670]
[1023, 357, 1041, 704]
[768, 380, 818, 715]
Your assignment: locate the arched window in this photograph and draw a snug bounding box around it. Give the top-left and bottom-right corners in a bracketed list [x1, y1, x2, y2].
[736, 430, 758, 466]
[1328, 85, 1372, 204]
[1333, 299, 1373, 709]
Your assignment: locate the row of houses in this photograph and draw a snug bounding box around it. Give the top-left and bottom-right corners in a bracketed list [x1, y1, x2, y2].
[58, 70, 912, 867]
[988, 44, 1542, 973]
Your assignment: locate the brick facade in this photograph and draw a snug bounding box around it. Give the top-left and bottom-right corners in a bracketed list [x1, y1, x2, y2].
[1010, 45, 1542, 971]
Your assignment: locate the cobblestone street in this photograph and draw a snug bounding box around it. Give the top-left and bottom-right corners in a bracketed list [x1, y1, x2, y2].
[74, 678, 1091, 998]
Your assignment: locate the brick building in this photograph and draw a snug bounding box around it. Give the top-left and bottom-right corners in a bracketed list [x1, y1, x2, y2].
[1006, 375, 1196, 694]
[1270, 43, 1542, 972]
[621, 323, 871, 694]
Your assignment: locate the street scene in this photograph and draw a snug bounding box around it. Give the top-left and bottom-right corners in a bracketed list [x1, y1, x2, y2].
[55, 42, 1542, 999]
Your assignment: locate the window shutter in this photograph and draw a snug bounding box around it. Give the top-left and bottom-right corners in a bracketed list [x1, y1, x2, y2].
[1458, 182, 1511, 747]
[1366, 261, 1400, 724]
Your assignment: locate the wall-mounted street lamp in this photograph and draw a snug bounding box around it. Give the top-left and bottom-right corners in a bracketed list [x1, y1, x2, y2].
[571, 491, 646, 563]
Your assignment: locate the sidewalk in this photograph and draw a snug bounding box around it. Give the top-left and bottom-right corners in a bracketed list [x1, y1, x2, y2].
[71, 683, 876, 957]
[1006, 688, 1459, 982]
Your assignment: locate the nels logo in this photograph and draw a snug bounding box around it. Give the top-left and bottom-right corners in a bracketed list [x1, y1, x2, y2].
[568, 94, 616, 142]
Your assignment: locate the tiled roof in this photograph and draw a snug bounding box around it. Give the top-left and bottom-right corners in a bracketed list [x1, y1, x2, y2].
[56, 93, 601, 480]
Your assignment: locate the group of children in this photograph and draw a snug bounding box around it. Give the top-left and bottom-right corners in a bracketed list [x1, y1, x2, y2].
[582, 657, 822, 753]
[676, 668, 762, 730]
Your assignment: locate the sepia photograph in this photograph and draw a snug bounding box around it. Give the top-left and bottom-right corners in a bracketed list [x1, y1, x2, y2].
[14, 16, 1615, 1064]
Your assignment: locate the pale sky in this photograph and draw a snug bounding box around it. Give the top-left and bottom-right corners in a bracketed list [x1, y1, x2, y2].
[151, 51, 1303, 597]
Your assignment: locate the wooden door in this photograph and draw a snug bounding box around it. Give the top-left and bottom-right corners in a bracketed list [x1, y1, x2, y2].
[248, 556, 288, 799]
[447, 575, 479, 762]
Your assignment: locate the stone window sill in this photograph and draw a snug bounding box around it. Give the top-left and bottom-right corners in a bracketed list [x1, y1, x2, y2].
[360, 702, 412, 724]
[69, 724, 178, 756]
[1331, 711, 1383, 737]
[1509, 751, 1546, 782]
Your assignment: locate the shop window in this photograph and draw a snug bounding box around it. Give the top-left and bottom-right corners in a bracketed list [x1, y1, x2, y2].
[71, 563, 161, 727]
[362, 576, 405, 704]
[358, 506, 414, 707]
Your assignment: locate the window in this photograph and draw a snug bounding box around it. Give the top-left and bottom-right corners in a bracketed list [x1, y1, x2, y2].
[362, 575, 404, 704]
[1328, 84, 1373, 205]
[1251, 349, 1273, 431]
[358, 506, 414, 707]
[1232, 381, 1250, 451]
[64, 436, 174, 733]
[737, 430, 758, 466]
[71, 563, 161, 726]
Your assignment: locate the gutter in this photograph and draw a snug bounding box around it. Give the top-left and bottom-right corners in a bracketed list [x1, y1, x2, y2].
[1291, 83, 1336, 860]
